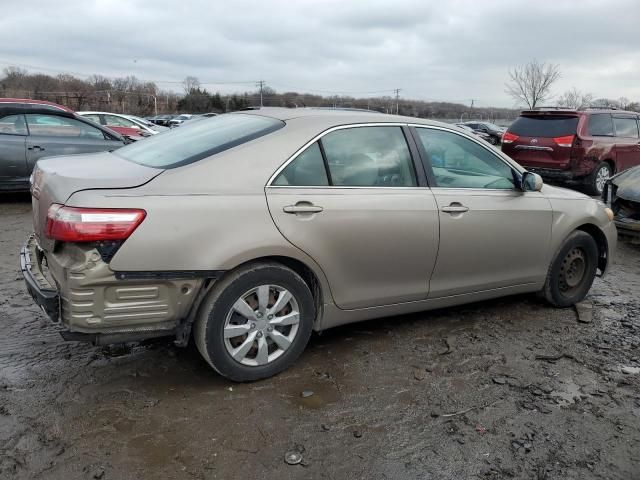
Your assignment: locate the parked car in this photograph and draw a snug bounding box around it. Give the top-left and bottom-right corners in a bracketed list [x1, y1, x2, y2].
[77, 112, 147, 140]
[502, 108, 640, 195]
[0, 98, 125, 192]
[461, 121, 505, 145]
[147, 114, 176, 127]
[21, 108, 616, 381]
[603, 165, 640, 241]
[125, 115, 169, 135]
[455, 123, 493, 143]
[169, 114, 193, 127]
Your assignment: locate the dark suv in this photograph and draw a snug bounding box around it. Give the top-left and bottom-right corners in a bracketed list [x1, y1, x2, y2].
[502, 108, 640, 195]
[461, 121, 505, 145]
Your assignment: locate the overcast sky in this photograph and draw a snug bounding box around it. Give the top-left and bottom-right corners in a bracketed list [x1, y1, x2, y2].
[2, 0, 639, 107]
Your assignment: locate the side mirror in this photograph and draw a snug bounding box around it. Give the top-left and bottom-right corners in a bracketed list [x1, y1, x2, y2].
[522, 171, 543, 192]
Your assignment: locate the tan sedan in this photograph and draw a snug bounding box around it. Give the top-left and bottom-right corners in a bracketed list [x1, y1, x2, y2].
[21, 108, 617, 381]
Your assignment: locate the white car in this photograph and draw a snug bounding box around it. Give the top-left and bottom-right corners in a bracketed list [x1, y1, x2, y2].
[78, 112, 168, 136]
[169, 114, 193, 127]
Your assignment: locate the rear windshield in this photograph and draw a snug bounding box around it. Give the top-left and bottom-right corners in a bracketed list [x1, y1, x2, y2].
[508, 115, 579, 137]
[114, 114, 284, 168]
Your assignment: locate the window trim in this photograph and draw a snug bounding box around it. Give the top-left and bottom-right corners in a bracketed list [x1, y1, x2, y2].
[409, 124, 524, 191]
[267, 122, 425, 189]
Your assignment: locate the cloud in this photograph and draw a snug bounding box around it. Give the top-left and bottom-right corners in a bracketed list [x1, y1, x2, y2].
[1, 0, 639, 106]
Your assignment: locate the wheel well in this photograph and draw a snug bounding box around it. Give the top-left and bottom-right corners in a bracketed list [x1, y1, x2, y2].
[230, 256, 324, 324]
[576, 223, 608, 274]
[603, 159, 615, 174]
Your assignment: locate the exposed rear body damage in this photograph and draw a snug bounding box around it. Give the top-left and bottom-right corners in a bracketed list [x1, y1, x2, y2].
[604, 166, 640, 242]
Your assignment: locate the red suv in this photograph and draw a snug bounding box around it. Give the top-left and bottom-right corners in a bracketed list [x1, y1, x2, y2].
[501, 108, 640, 195]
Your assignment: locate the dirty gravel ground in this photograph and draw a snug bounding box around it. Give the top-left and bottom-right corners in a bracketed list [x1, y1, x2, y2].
[1, 193, 639, 480]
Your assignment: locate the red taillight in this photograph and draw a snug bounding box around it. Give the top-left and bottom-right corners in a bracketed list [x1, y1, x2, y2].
[553, 135, 575, 147]
[502, 131, 519, 144]
[45, 204, 146, 242]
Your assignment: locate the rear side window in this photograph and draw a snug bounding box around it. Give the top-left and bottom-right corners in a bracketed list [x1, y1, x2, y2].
[273, 142, 328, 186]
[508, 116, 579, 137]
[115, 114, 284, 168]
[0, 114, 28, 135]
[25, 114, 106, 139]
[588, 114, 614, 136]
[322, 126, 417, 187]
[613, 117, 639, 138]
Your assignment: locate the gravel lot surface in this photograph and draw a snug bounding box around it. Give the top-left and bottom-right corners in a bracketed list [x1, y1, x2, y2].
[1, 193, 639, 480]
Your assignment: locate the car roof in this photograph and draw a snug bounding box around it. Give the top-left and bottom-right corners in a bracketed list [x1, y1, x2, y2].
[234, 106, 449, 128]
[520, 108, 639, 116]
[0, 98, 74, 114]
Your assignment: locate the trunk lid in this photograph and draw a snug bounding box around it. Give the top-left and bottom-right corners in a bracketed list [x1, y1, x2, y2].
[502, 113, 580, 170]
[31, 151, 163, 251]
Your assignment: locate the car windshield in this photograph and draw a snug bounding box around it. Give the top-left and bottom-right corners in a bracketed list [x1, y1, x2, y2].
[509, 116, 579, 137]
[482, 122, 503, 131]
[114, 113, 284, 168]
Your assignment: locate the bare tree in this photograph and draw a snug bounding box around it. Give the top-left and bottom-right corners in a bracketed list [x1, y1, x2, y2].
[557, 87, 593, 110]
[183, 76, 200, 95]
[505, 59, 560, 109]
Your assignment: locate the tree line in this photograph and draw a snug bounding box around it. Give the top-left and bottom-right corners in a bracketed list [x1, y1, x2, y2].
[0, 67, 518, 122]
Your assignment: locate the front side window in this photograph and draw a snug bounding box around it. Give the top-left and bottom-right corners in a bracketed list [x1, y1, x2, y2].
[415, 128, 515, 189]
[588, 114, 614, 136]
[0, 114, 28, 135]
[322, 126, 416, 187]
[115, 113, 284, 168]
[25, 114, 106, 139]
[613, 117, 639, 138]
[273, 142, 328, 186]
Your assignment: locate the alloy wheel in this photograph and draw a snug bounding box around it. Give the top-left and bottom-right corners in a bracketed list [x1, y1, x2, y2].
[223, 285, 300, 366]
[595, 166, 610, 194]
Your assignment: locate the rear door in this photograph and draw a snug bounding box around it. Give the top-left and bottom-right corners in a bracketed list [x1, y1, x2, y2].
[0, 114, 28, 187]
[25, 113, 123, 173]
[413, 126, 552, 298]
[612, 116, 640, 171]
[502, 114, 579, 170]
[266, 125, 440, 310]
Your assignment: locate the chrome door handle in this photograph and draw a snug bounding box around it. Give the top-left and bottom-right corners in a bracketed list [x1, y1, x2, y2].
[28, 146, 45, 151]
[441, 204, 469, 213]
[283, 204, 324, 214]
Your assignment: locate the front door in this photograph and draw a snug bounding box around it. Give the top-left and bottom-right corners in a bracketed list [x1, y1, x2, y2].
[0, 114, 28, 187]
[266, 125, 440, 310]
[612, 116, 640, 171]
[412, 126, 552, 298]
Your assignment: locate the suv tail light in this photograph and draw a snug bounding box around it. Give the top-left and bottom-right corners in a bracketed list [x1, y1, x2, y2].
[502, 131, 519, 144]
[553, 135, 575, 147]
[45, 204, 146, 242]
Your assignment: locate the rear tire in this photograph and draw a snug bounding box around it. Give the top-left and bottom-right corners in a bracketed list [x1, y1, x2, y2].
[585, 162, 612, 196]
[488, 136, 498, 145]
[194, 262, 315, 382]
[543, 231, 598, 307]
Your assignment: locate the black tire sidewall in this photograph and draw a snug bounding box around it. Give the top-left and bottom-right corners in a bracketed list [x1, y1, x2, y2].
[203, 265, 315, 382]
[546, 232, 598, 307]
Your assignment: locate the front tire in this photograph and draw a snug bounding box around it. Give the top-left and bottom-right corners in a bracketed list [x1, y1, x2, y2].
[543, 231, 598, 307]
[194, 262, 315, 382]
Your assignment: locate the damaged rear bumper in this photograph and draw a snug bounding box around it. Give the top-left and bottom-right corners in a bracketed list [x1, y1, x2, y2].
[604, 172, 640, 242]
[20, 235, 211, 344]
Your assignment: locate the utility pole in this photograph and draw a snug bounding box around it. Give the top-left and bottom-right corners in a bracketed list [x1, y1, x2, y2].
[393, 88, 401, 115]
[256, 80, 265, 107]
[470, 98, 475, 119]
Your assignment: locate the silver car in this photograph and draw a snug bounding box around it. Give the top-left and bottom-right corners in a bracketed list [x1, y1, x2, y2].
[21, 108, 617, 381]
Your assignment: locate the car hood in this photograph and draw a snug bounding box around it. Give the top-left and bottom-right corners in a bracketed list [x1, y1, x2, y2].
[610, 166, 640, 202]
[541, 184, 591, 200]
